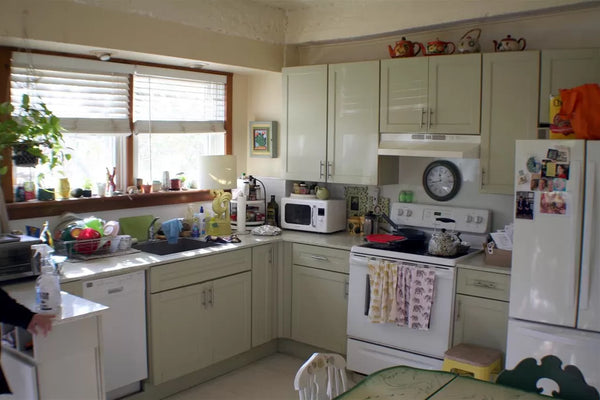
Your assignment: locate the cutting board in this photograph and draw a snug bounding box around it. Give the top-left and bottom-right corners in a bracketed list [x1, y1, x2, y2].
[118, 215, 157, 243]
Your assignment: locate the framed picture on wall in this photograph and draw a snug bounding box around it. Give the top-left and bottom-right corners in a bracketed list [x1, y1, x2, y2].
[249, 121, 277, 158]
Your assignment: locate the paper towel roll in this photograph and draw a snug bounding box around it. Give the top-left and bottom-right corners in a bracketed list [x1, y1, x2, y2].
[237, 192, 247, 233]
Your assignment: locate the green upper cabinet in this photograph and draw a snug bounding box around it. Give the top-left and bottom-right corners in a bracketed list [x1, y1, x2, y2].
[282, 61, 380, 185]
[539, 49, 600, 124]
[282, 64, 328, 182]
[380, 53, 482, 134]
[480, 51, 540, 195]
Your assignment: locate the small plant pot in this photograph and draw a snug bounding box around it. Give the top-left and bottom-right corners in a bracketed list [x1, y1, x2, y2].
[38, 188, 55, 201]
[82, 189, 92, 198]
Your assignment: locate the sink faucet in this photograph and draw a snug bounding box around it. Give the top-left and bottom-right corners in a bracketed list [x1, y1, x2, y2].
[148, 217, 160, 241]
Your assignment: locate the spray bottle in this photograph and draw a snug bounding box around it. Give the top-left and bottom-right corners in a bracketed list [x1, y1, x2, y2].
[32, 244, 61, 314]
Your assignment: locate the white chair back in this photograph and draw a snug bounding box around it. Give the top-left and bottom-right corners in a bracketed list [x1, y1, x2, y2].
[294, 353, 350, 400]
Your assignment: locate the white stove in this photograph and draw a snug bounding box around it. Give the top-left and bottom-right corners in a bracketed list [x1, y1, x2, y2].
[347, 203, 491, 374]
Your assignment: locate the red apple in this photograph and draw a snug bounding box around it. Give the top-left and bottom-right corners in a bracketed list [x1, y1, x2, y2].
[74, 228, 102, 254]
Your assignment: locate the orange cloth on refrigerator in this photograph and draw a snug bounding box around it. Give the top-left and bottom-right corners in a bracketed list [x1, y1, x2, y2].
[559, 84, 600, 140]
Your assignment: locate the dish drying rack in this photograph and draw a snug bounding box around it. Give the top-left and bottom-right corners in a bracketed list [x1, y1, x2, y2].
[54, 235, 137, 261]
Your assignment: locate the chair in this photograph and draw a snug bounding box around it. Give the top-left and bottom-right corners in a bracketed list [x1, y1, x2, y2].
[496, 355, 600, 400]
[442, 343, 503, 381]
[294, 353, 350, 400]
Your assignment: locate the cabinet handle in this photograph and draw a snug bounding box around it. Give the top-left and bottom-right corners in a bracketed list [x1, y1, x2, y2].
[473, 279, 497, 289]
[428, 108, 433, 129]
[268, 248, 273, 264]
[327, 161, 333, 180]
[202, 289, 207, 308]
[208, 286, 214, 307]
[107, 286, 124, 295]
[344, 279, 349, 299]
[309, 255, 328, 261]
[456, 298, 462, 321]
[319, 161, 325, 180]
[420, 108, 426, 128]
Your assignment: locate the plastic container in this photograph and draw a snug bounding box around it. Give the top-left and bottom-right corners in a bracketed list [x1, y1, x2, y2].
[32, 244, 61, 314]
[237, 191, 247, 233]
[199, 206, 206, 236]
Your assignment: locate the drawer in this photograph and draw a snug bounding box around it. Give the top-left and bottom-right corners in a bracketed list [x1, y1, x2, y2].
[456, 268, 510, 302]
[292, 243, 349, 274]
[150, 248, 251, 293]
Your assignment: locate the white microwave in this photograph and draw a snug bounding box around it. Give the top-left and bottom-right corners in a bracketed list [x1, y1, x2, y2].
[280, 197, 346, 233]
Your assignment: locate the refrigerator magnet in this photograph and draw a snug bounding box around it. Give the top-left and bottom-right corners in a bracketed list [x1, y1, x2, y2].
[530, 174, 541, 191]
[516, 191, 534, 220]
[553, 178, 567, 191]
[526, 156, 541, 173]
[556, 163, 569, 179]
[518, 169, 529, 185]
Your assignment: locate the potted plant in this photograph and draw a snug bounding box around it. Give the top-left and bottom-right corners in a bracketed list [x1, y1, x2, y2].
[0, 94, 70, 175]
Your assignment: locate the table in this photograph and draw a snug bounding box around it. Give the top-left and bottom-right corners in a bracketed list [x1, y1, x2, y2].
[335, 366, 549, 400]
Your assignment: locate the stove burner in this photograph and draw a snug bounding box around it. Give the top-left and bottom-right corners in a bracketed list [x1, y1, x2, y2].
[359, 241, 474, 259]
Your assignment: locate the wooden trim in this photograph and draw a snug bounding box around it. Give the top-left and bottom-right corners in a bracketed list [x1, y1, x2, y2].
[127, 74, 135, 187]
[7, 190, 215, 220]
[225, 74, 233, 154]
[0, 47, 13, 203]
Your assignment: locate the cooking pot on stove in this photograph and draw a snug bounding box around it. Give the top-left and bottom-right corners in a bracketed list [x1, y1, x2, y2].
[428, 218, 462, 257]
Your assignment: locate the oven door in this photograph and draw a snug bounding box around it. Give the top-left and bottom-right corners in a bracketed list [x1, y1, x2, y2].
[347, 254, 456, 359]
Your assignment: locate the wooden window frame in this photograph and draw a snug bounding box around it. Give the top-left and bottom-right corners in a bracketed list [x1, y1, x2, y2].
[0, 47, 233, 220]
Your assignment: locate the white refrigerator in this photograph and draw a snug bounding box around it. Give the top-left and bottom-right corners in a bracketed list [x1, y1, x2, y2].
[507, 139, 600, 390]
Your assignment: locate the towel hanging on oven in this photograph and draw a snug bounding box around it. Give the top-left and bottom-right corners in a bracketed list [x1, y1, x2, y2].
[396, 263, 436, 330]
[367, 259, 398, 323]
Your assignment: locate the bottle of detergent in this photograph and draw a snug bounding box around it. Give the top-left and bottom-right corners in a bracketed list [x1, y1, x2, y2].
[32, 244, 61, 314]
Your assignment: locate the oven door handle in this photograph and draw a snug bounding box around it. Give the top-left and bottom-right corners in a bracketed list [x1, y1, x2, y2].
[364, 273, 370, 316]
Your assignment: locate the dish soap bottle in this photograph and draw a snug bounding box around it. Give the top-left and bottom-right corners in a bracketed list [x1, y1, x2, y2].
[32, 244, 61, 314]
[266, 195, 279, 227]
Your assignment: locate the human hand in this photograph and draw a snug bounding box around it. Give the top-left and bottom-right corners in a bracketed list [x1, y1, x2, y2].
[27, 313, 55, 336]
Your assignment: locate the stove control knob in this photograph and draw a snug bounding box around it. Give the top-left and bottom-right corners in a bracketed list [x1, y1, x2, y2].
[405, 209, 413, 217]
[476, 216, 484, 224]
[466, 215, 474, 223]
[397, 209, 404, 216]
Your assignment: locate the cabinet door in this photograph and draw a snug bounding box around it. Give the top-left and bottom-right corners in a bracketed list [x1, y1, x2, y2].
[327, 61, 380, 185]
[380, 57, 428, 133]
[428, 53, 481, 134]
[150, 283, 211, 384]
[211, 272, 252, 363]
[453, 294, 509, 355]
[282, 65, 328, 181]
[252, 244, 276, 347]
[291, 265, 348, 353]
[539, 49, 600, 124]
[480, 51, 540, 194]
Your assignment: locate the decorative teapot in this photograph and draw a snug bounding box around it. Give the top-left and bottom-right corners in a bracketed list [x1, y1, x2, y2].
[388, 37, 422, 58]
[493, 35, 526, 52]
[427, 218, 462, 256]
[419, 39, 455, 56]
[457, 28, 481, 54]
[315, 186, 330, 200]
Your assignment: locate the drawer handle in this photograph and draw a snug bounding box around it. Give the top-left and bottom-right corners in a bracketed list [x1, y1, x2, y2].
[473, 279, 497, 289]
[107, 286, 124, 294]
[309, 255, 329, 261]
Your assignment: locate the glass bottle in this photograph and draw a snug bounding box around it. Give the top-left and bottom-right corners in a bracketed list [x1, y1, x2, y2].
[266, 195, 279, 227]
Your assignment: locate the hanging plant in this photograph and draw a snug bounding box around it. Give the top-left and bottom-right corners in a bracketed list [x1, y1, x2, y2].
[0, 94, 71, 175]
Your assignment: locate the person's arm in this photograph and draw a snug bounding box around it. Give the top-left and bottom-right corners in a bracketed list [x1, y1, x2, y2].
[0, 288, 34, 329]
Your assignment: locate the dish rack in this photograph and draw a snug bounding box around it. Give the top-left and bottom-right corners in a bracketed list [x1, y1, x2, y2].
[54, 235, 134, 261]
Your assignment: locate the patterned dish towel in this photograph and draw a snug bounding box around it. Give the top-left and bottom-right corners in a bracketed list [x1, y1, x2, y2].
[396, 262, 436, 330]
[368, 259, 398, 323]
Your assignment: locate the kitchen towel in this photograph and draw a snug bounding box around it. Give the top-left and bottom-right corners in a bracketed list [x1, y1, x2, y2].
[161, 219, 183, 244]
[367, 259, 399, 323]
[118, 215, 156, 243]
[396, 263, 436, 330]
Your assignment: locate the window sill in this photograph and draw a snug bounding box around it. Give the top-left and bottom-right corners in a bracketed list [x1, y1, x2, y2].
[7, 190, 214, 220]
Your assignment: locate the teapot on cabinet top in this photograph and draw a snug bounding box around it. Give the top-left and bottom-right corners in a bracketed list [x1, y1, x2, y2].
[419, 39, 456, 56]
[493, 35, 527, 52]
[388, 37, 422, 58]
[457, 28, 481, 54]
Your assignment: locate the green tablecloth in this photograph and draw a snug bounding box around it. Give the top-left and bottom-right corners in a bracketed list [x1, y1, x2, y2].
[336, 366, 549, 400]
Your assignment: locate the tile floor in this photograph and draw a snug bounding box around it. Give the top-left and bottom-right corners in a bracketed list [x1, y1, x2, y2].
[164, 353, 306, 400]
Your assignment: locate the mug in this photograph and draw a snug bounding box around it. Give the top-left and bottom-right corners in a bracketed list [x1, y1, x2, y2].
[142, 184, 152, 194]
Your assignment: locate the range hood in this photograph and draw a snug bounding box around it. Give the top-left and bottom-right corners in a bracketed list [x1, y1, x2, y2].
[378, 133, 480, 159]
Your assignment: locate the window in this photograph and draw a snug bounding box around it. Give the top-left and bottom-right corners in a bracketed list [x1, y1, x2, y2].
[3, 50, 231, 212]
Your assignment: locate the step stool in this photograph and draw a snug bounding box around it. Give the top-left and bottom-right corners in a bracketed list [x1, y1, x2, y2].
[442, 343, 503, 381]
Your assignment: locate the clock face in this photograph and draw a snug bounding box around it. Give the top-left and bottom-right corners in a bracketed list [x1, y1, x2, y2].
[423, 161, 461, 201]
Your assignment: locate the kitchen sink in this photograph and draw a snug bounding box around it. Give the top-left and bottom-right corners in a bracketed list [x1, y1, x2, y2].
[132, 238, 222, 255]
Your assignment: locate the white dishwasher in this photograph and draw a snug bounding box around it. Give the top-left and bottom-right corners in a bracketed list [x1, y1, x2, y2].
[83, 270, 147, 400]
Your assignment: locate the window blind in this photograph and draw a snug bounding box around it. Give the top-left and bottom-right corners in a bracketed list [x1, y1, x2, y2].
[11, 52, 132, 134]
[133, 72, 226, 134]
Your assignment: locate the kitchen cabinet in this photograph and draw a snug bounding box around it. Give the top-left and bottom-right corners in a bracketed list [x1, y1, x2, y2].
[480, 51, 540, 194]
[539, 48, 600, 124]
[282, 61, 382, 185]
[149, 249, 252, 385]
[291, 244, 349, 354]
[453, 267, 510, 355]
[252, 243, 277, 347]
[380, 53, 481, 134]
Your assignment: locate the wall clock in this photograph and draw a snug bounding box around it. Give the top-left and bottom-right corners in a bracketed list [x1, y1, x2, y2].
[423, 160, 461, 201]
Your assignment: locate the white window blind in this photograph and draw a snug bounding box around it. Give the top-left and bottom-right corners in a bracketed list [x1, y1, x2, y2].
[11, 52, 132, 134]
[133, 71, 226, 134]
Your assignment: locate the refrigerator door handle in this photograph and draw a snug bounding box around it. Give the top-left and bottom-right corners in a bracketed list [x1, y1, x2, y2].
[580, 161, 596, 310]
